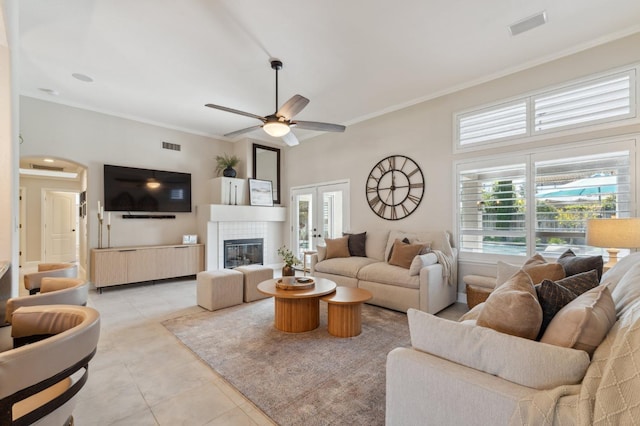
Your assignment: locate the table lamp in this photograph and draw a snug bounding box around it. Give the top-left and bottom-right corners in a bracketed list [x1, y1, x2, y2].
[586, 218, 640, 270]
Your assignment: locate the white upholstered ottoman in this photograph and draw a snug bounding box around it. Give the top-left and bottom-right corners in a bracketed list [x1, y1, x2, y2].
[197, 269, 243, 311]
[235, 265, 274, 302]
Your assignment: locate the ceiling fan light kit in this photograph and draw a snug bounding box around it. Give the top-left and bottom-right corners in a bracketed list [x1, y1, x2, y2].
[205, 59, 345, 146]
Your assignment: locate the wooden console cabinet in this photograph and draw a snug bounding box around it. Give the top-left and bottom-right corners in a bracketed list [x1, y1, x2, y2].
[90, 244, 204, 292]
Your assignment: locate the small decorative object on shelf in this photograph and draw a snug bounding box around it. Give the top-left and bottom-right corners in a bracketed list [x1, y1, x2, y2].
[277, 246, 301, 277]
[215, 153, 240, 178]
[97, 201, 104, 248]
[106, 212, 111, 248]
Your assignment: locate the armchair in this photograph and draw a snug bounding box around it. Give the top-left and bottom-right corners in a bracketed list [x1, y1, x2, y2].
[0, 305, 100, 425]
[23, 263, 78, 295]
[5, 278, 88, 325]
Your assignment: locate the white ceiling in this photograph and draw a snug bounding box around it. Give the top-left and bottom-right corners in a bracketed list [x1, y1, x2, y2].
[17, 0, 640, 145]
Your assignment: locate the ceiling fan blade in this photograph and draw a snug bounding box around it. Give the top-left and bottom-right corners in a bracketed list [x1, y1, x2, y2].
[293, 121, 346, 132]
[205, 103, 266, 122]
[276, 95, 309, 120]
[282, 132, 299, 146]
[224, 125, 263, 138]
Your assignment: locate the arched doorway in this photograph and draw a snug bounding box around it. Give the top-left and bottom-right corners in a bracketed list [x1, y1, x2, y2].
[19, 156, 88, 278]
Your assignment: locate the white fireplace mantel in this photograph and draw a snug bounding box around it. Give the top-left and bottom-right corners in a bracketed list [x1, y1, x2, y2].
[196, 204, 287, 270]
[199, 204, 286, 222]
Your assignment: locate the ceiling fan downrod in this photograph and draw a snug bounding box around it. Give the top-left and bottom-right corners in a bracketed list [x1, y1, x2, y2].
[271, 59, 283, 112]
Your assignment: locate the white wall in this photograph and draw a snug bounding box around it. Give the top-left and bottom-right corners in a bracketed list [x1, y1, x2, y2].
[19, 97, 234, 274]
[284, 32, 640, 294]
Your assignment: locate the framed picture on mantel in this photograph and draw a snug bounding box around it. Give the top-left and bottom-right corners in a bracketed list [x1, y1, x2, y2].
[249, 179, 274, 207]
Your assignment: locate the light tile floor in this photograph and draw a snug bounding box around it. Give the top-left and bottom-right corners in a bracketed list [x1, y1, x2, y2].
[30, 274, 466, 425]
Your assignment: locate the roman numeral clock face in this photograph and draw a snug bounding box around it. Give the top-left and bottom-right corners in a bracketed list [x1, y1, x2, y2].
[366, 155, 425, 220]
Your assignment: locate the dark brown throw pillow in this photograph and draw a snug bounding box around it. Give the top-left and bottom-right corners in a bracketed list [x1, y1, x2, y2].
[535, 281, 578, 340]
[342, 232, 367, 257]
[554, 269, 600, 295]
[557, 249, 604, 280]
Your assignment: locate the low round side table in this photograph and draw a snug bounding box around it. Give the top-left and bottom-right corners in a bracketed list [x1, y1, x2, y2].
[321, 287, 373, 337]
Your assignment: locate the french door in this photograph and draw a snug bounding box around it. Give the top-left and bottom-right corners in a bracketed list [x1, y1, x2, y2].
[291, 181, 350, 260]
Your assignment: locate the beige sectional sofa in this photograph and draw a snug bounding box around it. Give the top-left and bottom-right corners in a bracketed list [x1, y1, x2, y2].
[386, 252, 640, 425]
[310, 230, 457, 314]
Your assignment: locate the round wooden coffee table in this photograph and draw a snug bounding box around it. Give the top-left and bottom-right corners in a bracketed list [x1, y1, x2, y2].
[321, 287, 373, 337]
[257, 277, 337, 333]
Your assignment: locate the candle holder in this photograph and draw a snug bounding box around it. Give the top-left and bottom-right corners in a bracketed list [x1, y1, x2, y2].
[97, 213, 104, 248]
[107, 224, 111, 248]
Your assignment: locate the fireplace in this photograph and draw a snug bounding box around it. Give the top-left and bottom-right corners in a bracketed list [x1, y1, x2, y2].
[224, 238, 264, 269]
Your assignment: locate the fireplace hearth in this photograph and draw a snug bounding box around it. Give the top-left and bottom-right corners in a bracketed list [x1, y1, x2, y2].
[224, 238, 264, 269]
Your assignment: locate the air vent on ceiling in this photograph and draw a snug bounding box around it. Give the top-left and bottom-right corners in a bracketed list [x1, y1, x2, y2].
[509, 11, 547, 36]
[162, 141, 181, 151]
[30, 163, 65, 172]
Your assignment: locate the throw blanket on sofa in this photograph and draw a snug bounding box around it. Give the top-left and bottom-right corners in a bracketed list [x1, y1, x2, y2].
[432, 250, 453, 286]
[510, 300, 640, 425]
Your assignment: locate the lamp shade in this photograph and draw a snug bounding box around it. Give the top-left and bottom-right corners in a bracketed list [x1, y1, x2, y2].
[586, 218, 640, 248]
[263, 121, 290, 137]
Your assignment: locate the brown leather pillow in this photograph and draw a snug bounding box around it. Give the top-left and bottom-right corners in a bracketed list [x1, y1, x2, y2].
[324, 236, 350, 259]
[388, 239, 425, 269]
[477, 269, 543, 340]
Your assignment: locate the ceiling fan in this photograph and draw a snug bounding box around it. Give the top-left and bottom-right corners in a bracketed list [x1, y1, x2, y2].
[205, 59, 346, 146]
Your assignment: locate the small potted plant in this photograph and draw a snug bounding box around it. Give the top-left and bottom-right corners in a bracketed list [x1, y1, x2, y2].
[277, 246, 301, 277]
[215, 153, 240, 177]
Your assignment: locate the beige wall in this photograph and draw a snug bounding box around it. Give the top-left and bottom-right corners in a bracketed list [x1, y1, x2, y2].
[19, 97, 233, 273]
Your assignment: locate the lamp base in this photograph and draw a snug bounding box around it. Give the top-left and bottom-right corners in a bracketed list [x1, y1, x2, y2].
[603, 248, 620, 273]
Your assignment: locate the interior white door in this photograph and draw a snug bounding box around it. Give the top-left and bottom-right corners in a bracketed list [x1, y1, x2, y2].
[291, 181, 350, 260]
[44, 191, 78, 263]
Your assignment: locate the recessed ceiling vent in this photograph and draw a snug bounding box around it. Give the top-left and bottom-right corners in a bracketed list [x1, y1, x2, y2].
[509, 11, 547, 36]
[30, 163, 64, 172]
[162, 141, 181, 151]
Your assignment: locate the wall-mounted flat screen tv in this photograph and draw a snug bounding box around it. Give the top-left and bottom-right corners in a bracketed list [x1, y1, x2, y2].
[104, 164, 192, 212]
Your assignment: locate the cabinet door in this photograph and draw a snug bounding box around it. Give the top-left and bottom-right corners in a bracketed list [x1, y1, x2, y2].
[157, 245, 204, 278]
[91, 250, 128, 286]
[126, 249, 158, 283]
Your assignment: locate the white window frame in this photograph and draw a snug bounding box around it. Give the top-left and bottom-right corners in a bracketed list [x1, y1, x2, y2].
[453, 64, 640, 154]
[455, 137, 638, 264]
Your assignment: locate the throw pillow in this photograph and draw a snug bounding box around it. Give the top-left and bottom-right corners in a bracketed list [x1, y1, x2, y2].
[387, 237, 411, 261]
[477, 269, 543, 340]
[540, 284, 616, 356]
[388, 239, 425, 269]
[535, 280, 578, 340]
[556, 249, 604, 280]
[496, 253, 565, 286]
[408, 309, 591, 390]
[408, 252, 438, 276]
[342, 232, 367, 257]
[534, 270, 601, 339]
[324, 236, 350, 259]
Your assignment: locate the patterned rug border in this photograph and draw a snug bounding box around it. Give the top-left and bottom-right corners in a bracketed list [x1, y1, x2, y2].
[162, 299, 411, 425]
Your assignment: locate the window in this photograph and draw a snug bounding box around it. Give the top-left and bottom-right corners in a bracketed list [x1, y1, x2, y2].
[455, 67, 637, 150]
[457, 140, 634, 259]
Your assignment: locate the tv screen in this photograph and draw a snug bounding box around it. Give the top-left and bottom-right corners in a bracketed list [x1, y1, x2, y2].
[104, 164, 192, 212]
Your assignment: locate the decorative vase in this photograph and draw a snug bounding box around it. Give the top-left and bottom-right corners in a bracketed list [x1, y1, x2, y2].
[282, 265, 295, 277]
[223, 166, 236, 178]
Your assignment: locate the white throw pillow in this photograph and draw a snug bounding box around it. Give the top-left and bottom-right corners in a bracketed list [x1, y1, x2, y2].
[408, 309, 590, 390]
[408, 252, 438, 276]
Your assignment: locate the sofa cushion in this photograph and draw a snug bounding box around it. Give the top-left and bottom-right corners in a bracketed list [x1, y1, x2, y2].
[388, 239, 425, 269]
[477, 269, 542, 340]
[409, 252, 438, 276]
[343, 232, 367, 257]
[313, 257, 377, 279]
[556, 249, 604, 280]
[357, 262, 420, 289]
[600, 252, 640, 291]
[609, 260, 640, 316]
[497, 253, 565, 286]
[325, 236, 350, 259]
[408, 309, 591, 390]
[540, 284, 616, 356]
[360, 229, 389, 261]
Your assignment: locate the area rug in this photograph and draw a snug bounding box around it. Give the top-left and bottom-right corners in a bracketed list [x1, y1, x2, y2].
[162, 298, 410, 425]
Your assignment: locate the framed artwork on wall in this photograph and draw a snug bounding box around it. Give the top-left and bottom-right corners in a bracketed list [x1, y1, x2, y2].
[249, 179, 274, 206]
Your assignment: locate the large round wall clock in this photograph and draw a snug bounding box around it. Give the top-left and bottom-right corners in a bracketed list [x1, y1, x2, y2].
[366, 155, 425, 221]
